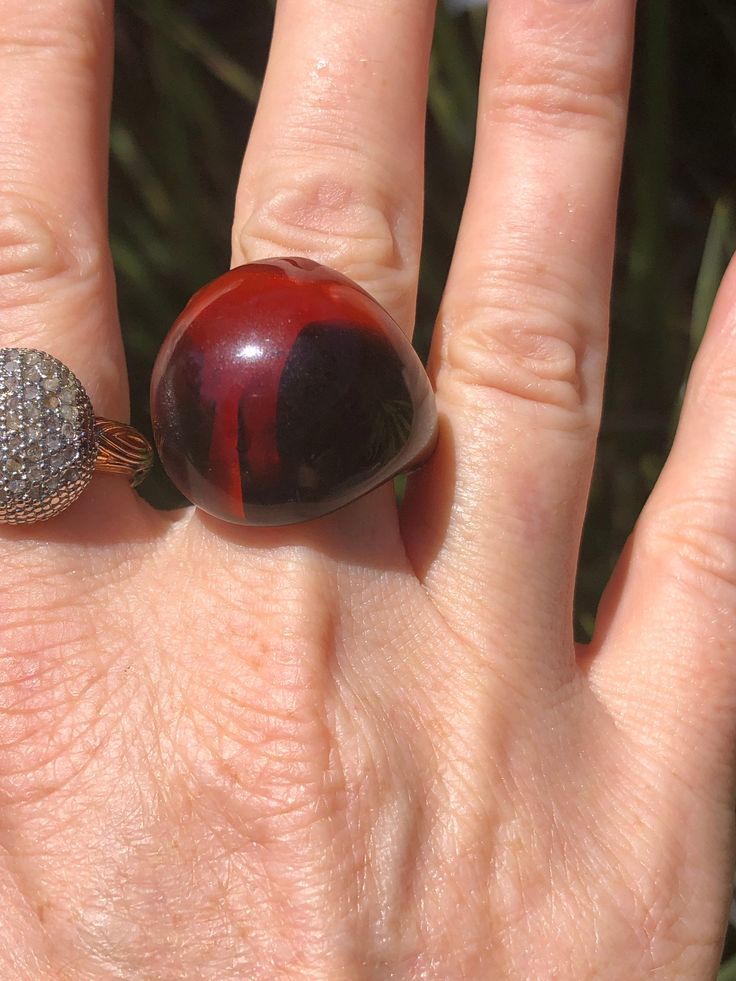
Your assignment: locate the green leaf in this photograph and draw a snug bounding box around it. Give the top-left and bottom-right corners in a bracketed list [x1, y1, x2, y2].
[123, 0, 261, 103]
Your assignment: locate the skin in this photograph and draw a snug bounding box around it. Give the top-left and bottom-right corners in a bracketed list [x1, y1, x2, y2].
[0, 0, 734, 977]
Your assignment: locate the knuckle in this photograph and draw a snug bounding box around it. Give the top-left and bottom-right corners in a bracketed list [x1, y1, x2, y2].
[640, 498, 736, 599]
[0, 193, 105, 318]
[0, 197, 65, 280]
[444, 316, 582, 409]
[485, 39, 626, 137]
[439, 262, 598, 428]
[235, 172, 414, 316]
[440, 315, 591, 431]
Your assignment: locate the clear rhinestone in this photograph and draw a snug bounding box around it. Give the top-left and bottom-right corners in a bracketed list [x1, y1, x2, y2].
[26, 404, 41, 422]
[60, 386, 76, 404]
[5, 411, 20, 430]
[24, 366, 42, 383]
[61, 405, 78, 422]
[44, 394, 60, 409]
[42, 377, 60, 392]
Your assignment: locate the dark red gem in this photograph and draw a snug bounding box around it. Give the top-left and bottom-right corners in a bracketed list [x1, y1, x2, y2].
[150, 257, 437, 526]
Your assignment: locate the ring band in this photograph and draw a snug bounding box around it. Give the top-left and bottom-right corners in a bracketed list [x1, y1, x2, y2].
[151, 257, 438, 527]
[95, 417, 154, 488]
[0, 348, 152, 525]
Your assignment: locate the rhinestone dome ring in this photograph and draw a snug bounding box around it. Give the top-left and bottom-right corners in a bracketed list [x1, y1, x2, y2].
[0, 348, 153, 524]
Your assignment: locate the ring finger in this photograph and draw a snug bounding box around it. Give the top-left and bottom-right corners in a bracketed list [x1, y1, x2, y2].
[403, 0, 637, 684]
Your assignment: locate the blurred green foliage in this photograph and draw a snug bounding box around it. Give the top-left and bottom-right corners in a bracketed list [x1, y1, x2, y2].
[110, 5, 736, 963]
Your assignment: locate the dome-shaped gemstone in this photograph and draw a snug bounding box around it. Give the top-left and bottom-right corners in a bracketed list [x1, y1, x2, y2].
[150, 258, 437, 526]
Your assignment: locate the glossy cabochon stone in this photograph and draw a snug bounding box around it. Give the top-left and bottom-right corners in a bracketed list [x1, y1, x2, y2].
[151, 258, 437, 526]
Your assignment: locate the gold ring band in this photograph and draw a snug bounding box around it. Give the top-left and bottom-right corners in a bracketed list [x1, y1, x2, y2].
[95, 418, 153, 488]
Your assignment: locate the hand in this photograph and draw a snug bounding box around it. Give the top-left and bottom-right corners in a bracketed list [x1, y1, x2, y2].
[1, 0, 733, 977]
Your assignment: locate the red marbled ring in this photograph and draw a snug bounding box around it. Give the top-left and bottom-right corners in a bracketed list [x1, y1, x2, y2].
[150, 258, 438, 527]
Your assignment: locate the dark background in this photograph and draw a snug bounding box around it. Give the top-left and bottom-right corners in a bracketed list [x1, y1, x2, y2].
[111, 3, 736, 970]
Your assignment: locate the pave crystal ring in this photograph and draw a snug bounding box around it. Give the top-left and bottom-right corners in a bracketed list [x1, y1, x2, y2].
[0, 348, 153, 524]
[151, 257, 438, 526]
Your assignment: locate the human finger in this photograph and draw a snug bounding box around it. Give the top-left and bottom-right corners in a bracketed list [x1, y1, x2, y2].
[588, 256, 736, 799]
[231, 0, 436, 332]
[403, 0, 636, 686]
[0, 0, 126, 418]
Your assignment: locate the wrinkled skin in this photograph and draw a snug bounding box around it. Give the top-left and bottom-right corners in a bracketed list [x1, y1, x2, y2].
[1, 1, 735, 978]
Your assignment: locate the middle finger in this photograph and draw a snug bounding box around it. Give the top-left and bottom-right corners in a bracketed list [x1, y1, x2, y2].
[231, 0, 437, 332]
